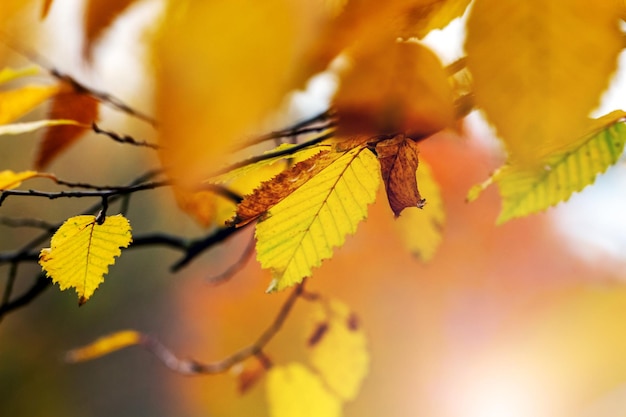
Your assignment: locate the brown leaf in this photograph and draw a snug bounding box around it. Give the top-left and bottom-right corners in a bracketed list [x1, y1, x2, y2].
[231, 150, 336, 227]
[35, 87, 99, 169]
[83, 0, 136, 59]
[375, 134, 425, 216]
[234, 359, 268, 395]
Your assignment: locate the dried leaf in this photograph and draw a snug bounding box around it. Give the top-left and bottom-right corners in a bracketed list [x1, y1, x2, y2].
[394, 160, 444, 261]
[0, 84, 60, 125]
[266, 363, 342, 417]
[35, 89, 99, 169]
[306, 299, 369, 401]
[255, 147, 380, 292]
[465, 0, 623, 166]
[232, 150, 333, 227]
[0, 170, 40, 190]
[335, 39, 454, 138]
[233, 359, 268, 394]
[39, 214, 132, 305]
[65, 330, 141, 362]
[376, 135, 425, 216]
[83, 0, 136, 59]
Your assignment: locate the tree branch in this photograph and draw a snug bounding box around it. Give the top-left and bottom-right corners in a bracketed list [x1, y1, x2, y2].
[134, 281, 306, 374]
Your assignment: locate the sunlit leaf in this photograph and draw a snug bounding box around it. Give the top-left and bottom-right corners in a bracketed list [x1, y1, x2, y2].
[0, 66, 40, 84]
[0, 84, 60, 125]
[266, 363, 342, 417]
[335, 40, 454, 138]
[254, 147, 380, 292]
[306, 298, 369, 401]
[0, 119, 83, 136]
[83, 0, 136, 59]
[468, 112, 626, 223]
[376, 135, 425, 216]
[39, 214, 132, 305]
[155, 0, 322, 185]
[65, 330, 141, 362]
[465, 0, 623, 166]
[0, 170, 40, 190]
[394, 160, 445, 261]
[35, 88, 99, 169]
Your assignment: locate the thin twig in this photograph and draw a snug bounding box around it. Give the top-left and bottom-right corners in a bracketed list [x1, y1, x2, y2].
[207, 234, 256, 285]
[137, 282, 306, 374]
[0, 217, 57, 231]
[92, 123, 161, 150]
[171, 225, 246, 272]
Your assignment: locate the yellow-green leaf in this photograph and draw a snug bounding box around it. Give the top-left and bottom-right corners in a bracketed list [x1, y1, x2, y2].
[65, 330, 142, 362]
[256, 147, 380, 292]
[0, 119, 83, 136]
[0, 66, 40, 84]
[469, 112, 626, 223]
[394, 160, 445, 261]
[266, 363, 342, 417]
[306, 299, 369, 401]
[39, 214, 132, 305]
[465, 0, 623, 167]
[0, 170, 40, 190]
[0, 84, 60, 125]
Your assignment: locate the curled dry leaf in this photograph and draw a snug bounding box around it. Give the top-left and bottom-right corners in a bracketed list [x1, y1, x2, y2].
[375, 134, 425, 216]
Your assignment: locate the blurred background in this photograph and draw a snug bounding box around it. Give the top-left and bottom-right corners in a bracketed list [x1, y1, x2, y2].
[3, 1, 626, 417]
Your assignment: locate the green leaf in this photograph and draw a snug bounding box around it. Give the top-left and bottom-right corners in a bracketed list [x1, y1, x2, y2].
[255, 147, 380, 292]
[39, 214, 133, 305]
[470, 111, 626, 223]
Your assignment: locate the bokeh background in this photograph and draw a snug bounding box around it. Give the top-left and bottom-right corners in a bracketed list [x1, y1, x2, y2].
[3, 1, 626, 417]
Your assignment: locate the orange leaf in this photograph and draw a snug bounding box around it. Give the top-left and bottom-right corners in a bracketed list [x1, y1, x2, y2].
[334, 40, 454, 138]
[35, 88, 99, 169]
[41, 0, 54, 18]
[83, 0, 136, 59]
[376, 134, 424, 216]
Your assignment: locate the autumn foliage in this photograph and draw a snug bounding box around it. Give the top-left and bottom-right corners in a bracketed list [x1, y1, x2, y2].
[2, 0, 626, 416]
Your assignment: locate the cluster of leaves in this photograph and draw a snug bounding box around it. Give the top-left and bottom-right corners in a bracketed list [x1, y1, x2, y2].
[2, 0, 626, 415]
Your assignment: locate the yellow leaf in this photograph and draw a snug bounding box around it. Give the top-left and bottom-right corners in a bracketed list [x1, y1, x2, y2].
[400, 0, 472, 39]
[35, 88, 100, 169]
[0, 170, 40, 190]
[335, 39, 454, 138]
[0, 66, 40, 84]
[255, 147, 380, 292]
[306, 299, 369, 401]
[266, 363, 342, 417]
[155, 0, 321, 185]
[0, 119, 83, 136]
[0, 84, 60, 125]
[465, 0, 623, 166]
[83, 0, 137, 59]
[39, 214, 132, 305]
[394, 160, 445, 261]
[468, 112, 626, 223]
[65, 330, 142, 362]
